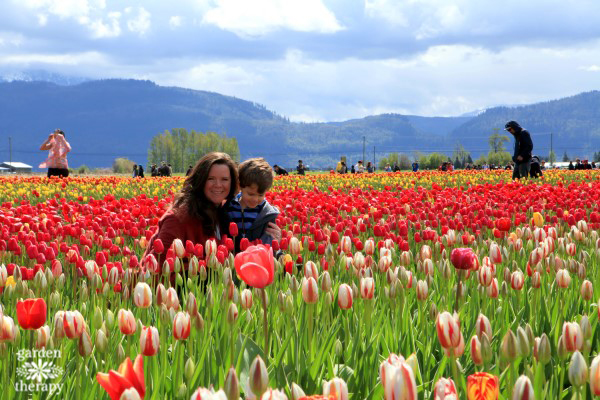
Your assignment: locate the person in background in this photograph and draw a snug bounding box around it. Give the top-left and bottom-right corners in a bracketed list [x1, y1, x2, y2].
[273, 165, 289, 175]
[39, 129, 72, 178]
[583, 160, 592, 170]
[339, 162, 347, 174]
[350, 164, 355, 173]
[412, 162, 419, 172]
[575, 159, 583, 170]
[568, 161, 575, 170]
[150, 164, 158, 176]
[296, 160, 306, 175]
[393, 163, 400, 172]
[505, 120, 533, 179]
[366, 161, 374, 173]
[356, 160, 365, 173]
[167, 164, 173, 176]
[529, 155, 543, 178]
[138, 164, 145, 178]
[132, 164, 138, 178]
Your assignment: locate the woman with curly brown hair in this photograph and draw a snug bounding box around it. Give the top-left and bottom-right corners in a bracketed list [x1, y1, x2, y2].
[144, 152, 239, 267]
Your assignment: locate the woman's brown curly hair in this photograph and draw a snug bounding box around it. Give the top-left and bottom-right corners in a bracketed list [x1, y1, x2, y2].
[172, 152, 239, 236]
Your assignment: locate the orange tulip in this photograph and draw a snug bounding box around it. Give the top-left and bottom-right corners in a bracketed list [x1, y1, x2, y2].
[96, 355, 145, 400]
[466, 372, 499, 400]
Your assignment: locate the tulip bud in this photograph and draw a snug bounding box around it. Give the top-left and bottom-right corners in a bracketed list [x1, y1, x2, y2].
[93, 306, 103, 330]
[323, 377, 349, 400]
[513, 375, 534, 399]
[569, 351, 588, 387]
[224, 366, 239, 400]
[563, 321, 583, 352]
[429, 303, 438, 321]
[500, 330, 518, 361]
[95, 329, 108, 353]
[557, 335, 568, 360]
[184, 357, 195, 383]
[471, 335, 483, 365]
[534, 334, 551, 364]
[517, 326, 530, 357]
[301, 277, 319, 304]
[227, 303, 239, 325]
[249, 355, 269, 398]
[78, 329, 93, 357]
[291, 383, 306, 400]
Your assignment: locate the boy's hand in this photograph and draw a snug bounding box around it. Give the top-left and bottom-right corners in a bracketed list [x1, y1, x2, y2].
[265, 222, 281, 242]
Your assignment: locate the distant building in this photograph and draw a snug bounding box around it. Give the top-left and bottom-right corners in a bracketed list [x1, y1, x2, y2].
[0, 162, 33, 173]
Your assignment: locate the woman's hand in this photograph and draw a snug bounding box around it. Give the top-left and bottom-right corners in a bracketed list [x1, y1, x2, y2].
[265, 222, 282, 242]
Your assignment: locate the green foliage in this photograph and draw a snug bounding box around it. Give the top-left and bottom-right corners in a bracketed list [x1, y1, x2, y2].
[475, 151, 512, 167]
[488, 133, 510, 153]
[417, 152, 449, 169]
[113, 158, 136, 174]
[148, 129, 241, 173]
[452, 144, 471, 168]
[77, 165, 91, 174]
[548, 150, 556, 164]
[593, 151, 600, 162]
[562, 151, 570, 162]
[377, 153, 411, 170]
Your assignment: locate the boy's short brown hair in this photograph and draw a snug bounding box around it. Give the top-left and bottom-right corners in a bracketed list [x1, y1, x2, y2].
[238, 158, 274, 193]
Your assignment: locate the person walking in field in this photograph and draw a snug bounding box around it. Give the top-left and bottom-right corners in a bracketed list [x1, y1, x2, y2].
[39, 129, 72, 178]
[505, 120, 533, 179]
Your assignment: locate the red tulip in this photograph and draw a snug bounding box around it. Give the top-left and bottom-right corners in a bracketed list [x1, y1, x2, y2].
[96, 355, 145, 400]
[450, 248, 477, 270]
[229, 222, 239, 237]
[234, 244, 274, 289]
[16, 298, 47, 330]
[153, 239, 164, 254]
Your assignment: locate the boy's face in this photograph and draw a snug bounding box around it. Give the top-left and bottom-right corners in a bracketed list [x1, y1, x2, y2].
[240, 183, 265, 209]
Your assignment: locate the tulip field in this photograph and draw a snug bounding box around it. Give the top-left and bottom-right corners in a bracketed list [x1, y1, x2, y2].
[1, 169, 600, 399]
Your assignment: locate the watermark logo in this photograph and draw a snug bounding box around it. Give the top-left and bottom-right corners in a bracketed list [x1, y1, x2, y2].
[14, 349, 63, 395]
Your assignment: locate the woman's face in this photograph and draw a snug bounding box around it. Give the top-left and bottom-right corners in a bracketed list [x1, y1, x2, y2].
[204, 164, 231, 206]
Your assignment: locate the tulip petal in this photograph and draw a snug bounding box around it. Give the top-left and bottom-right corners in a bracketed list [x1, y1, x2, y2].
[239, 262, 270, 288]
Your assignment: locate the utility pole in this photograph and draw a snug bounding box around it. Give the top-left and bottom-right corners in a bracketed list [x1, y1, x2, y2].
[550, 132, 553, 166]
[373, 146, 375, 170]
[362, 136, 366, 163]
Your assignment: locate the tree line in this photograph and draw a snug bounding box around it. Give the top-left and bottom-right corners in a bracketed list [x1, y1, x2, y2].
[147, 129, 240, 173]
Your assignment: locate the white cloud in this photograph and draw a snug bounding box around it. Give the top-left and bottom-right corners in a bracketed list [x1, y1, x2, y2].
[202, 0, 343, 37]
[87, 12, 121, 38]
[169, 16, 182, 29]
[0, 51, 108, 66]
[0, 32, 24, 47]
[37, 13, 48, 26]
[125, 7, 150, 36]
[580, 65, 600, 72]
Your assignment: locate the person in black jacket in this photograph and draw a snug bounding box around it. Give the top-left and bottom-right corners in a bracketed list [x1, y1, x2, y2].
[505, 121, 533, 179]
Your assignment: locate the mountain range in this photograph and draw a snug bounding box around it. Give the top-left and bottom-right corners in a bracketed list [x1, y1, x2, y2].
[0, 77, 599, 170]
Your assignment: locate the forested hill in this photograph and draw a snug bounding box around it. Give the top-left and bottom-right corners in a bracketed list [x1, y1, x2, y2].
[0, 79, 599, 170]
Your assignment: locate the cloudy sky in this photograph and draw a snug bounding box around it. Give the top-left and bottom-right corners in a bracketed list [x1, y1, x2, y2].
[1, 0, 600, 122]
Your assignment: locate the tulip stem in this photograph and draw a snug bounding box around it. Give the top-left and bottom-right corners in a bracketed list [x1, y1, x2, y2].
[261, 288, 269, 359]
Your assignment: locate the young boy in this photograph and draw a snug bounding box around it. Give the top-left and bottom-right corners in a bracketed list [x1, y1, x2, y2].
[225, 158, 281, 253]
